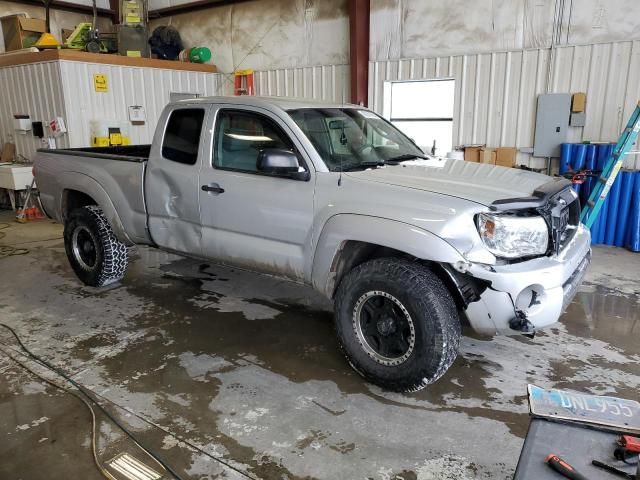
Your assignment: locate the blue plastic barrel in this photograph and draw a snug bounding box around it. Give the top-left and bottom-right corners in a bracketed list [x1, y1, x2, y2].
[614, 171, 634, 247]
[572, 144, 587, 170]
[626, 172, 640, 252]
[572, 183, 581, 195]
[604, 175, 622, 245]
[596, 143, 611, 170]
[582, 145, 597, 205]
[590, 210, 601, 243]
[585, 145, 597, 170]
[596, 195, 610, 244]
[560, 143, 573, 175]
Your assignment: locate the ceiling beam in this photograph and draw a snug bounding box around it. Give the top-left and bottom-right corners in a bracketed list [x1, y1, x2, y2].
[14, 0, 114, 18]
[148, 0, 253, 18]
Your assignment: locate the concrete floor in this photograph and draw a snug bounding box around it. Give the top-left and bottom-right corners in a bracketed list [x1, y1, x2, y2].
[0, 211, 639, 480]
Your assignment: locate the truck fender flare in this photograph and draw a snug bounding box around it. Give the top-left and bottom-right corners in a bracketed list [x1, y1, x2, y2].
[310, 214, 465, 297]
[58, 172, 133, 245]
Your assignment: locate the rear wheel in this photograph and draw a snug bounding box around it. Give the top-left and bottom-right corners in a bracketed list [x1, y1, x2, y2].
[334, 258, 461, 392]
[64, 206, 128, 287]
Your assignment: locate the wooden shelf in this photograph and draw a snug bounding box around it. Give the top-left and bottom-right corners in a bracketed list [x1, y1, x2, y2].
[0, 49, 217, 73]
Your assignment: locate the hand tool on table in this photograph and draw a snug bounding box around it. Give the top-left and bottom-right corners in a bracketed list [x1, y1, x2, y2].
[614, 436, 640, 468]
[592, 460, 636, 479]
[546, 454, 591, 480]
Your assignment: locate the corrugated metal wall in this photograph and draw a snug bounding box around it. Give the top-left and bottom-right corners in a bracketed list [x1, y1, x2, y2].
[254, 64, 350, 103]
[0, 61, 68, 161]
[369, 39, 640, 168]
[59, 60, 225, 148]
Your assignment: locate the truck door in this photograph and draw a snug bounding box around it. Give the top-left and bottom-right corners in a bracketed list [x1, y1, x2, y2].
[198, 106, 314, 280]
[145, 106, 210, 255]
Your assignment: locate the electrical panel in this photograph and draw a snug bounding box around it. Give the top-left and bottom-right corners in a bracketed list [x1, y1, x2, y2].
[533, 93, 571, 157]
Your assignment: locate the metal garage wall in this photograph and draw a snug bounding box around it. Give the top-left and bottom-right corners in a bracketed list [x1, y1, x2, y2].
[58, 60, 225, 147]
[369, 40, 640, 168]
[254, 64, 350, 103]
[0, 61, 68, 161]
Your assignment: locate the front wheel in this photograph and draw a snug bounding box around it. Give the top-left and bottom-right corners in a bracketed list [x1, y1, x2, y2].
[334, 258, 461, 392]
[64, 206, 129, 287]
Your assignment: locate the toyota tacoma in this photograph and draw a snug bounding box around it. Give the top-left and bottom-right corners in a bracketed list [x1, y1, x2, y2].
[34, 96, 591, 392]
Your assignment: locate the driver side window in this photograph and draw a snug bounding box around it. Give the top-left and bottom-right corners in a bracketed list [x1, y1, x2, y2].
[214, 110, 295, 173]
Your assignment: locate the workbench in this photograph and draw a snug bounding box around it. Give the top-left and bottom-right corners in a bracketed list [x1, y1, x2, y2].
[516, 386, 640, 480]
[515, 419, 636, 479]
[0, 164, 33, 211]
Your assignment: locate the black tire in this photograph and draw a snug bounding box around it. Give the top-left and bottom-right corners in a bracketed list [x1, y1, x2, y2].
[334, 258, 461, 392]
[64, 206, 129, 287]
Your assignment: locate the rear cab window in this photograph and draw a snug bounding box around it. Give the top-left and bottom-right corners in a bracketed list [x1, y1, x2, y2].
[162, 108, 205, 165]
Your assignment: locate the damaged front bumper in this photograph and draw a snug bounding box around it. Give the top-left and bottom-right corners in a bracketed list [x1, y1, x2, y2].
[460, 223, 592, 336]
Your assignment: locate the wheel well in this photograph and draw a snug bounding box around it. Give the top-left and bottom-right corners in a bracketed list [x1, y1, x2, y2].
[63, 190, 97, 220]
[330, 241, 411, 297]
[330, 241, 483, 324]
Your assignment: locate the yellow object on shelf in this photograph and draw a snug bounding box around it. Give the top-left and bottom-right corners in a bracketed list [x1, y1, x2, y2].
[34, 32, 60, 49]
[122, 0, 143, 26]
[90, 120, 131, 147]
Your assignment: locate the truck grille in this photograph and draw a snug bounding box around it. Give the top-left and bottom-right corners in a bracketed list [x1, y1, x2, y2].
[489, 178, 581, 258]
[541, 187, 581, 255]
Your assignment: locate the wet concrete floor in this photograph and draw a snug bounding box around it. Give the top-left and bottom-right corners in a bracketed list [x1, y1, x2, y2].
[0, 212, 639, 479]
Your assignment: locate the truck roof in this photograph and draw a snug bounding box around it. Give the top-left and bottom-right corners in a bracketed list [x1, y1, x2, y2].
[175, 95, 359, 111]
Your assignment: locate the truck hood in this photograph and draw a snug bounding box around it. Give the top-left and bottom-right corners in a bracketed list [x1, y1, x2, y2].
[345, 158, 552, 206]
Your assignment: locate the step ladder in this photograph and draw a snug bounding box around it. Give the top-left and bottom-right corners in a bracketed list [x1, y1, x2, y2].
[15, 178, 44, 223]
[580, 101, 640, 228]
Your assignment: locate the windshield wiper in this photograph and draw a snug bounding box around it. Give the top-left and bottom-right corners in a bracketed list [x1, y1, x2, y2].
[384, 153, 429, 164]
[340, 161, 385, 172]
[339, 154, 428, 172]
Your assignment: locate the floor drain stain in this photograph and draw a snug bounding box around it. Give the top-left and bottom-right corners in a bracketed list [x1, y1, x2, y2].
[106, 453, 162, 480]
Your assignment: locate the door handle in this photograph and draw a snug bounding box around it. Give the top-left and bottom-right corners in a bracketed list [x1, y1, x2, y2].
[201, 183, 225, 194]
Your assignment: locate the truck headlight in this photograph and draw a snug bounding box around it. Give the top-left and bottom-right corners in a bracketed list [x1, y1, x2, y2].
[477, 213, 549, 259]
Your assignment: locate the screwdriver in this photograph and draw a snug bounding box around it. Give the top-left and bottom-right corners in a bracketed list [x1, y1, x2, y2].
[546, 454, 590, 480]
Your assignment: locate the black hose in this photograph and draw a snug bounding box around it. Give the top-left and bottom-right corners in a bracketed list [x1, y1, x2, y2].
[0, 322, 183, 480]
[0, 322, 256, 480]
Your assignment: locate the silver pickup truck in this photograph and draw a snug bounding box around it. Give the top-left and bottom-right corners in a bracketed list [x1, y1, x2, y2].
[34, 96, 591, 392]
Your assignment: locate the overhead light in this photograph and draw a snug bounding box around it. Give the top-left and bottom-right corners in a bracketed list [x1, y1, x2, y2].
[226, 133, 273, 142]
[106, 453, 162, 480]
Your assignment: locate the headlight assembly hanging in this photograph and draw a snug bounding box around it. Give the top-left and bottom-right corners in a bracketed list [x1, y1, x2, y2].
[477, 213, 549, 259]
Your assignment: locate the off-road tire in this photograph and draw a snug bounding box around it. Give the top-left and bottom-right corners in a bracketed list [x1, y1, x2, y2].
[64, 206, 128, 287]
[334, 258, 461, 392]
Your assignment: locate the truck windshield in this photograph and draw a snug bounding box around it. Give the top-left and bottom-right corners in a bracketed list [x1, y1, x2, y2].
[288, 108, 425, 172]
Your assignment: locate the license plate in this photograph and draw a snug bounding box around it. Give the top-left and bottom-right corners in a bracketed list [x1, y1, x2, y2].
[528, 385, 640, 434]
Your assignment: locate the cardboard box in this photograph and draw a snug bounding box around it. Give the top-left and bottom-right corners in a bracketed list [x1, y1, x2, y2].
[0, 15, 46, 51]
[61, 28, 74, 43]
[572, 92, 586, 113]
[464, 147, 481, 162]
[1, 143, 16, 163]
[496, 147, 517, 168]
[479, 148, 496, 165]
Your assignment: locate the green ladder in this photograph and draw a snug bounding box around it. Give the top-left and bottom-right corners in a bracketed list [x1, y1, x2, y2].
[581, 101, 640, 228]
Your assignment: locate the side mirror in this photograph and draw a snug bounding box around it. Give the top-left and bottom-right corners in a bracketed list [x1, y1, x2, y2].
[257, 148, 309, 180]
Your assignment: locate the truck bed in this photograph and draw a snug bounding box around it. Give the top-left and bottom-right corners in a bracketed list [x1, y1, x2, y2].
[35, 146, 150, 245]
[38, 145, 151, 162]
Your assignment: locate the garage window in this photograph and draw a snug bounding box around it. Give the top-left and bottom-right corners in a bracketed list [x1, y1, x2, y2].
[386, 79, 455, 156]
[162, 108, 205, 165]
